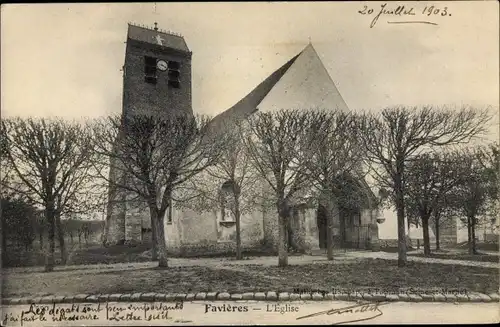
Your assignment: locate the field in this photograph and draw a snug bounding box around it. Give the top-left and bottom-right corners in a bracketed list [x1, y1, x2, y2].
[3, 257, 497, 298]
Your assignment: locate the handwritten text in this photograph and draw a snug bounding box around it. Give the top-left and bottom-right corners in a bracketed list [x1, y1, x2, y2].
[358, 3, 452, 28]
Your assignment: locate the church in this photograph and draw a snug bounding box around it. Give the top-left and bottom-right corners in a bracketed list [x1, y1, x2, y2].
[103, 23, 383, 255]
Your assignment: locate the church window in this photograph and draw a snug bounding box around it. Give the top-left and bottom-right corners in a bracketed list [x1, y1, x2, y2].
[144, 56, 157, 84]
[168, 60, 181, 69]
[168, 70, 180, 79]
[167, 60, 181, 88]
[168, 80, 180, 88]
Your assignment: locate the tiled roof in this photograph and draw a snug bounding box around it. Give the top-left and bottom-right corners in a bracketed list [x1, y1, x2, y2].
[127, 23, 190, 52]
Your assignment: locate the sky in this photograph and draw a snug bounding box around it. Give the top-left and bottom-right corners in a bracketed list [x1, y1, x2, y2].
[1, 2, 499, 139]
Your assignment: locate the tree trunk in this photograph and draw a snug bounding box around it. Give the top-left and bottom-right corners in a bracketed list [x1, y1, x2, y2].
[421, 215, 431, 256]
[39, 229, 44, 250]
[278, 214, 288, 267]
[2, 226, 7, 254]
[149, 204, 169, 268]
[435, 217, 440, 251]
[55, 215, 67, 265]
[467, 215, 473, 255]
[339, 209, 346, 249]
[234, 193, 242, 260]
[156, 215, 169, 267]
[325, 198, 335, 261]
[394, 173, 407, 267]
[276, 199, 289, 267]
[471, 217, 477, 255]
[150, 215, 159, 261]
[44, 206, 56, 272]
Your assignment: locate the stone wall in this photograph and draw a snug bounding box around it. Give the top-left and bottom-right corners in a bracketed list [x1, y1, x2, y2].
[104, 30, 193, 246]
[179, 209, 218, 243]
[123, 40, 192, 117]
[483, 234, 499, 243]
[362, 208, 380, 250]
[239, 211, 265, 247]
[379, 239, 399, 248]
[430, 216, 458, 245]
[165, 206, 266, 255]
[167, 240, 271, 257]
[302, 208, 320, 252]
[288, 207, 306, 252]
[262, 206, 279, 251]
[103, 154, 127, 245]
[124, 195, 147, 244]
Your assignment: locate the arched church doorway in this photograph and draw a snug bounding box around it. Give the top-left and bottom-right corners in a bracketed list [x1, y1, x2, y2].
[316, 204, 370, 250]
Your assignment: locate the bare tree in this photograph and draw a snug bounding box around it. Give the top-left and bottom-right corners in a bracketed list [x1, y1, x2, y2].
[181, 121, 259, 260]
[0, 126, 13, 193]
[430, 195, 455, 251]
[404, 151, 466, 256]
[93, 113, 224, 268]
[478, 143, 500, 237]
[2, 117, 98, 271]
[243, 110, 312, 267]
[359, 106, 490, 266]
[1, 197, 38, 254]
[303, 110, 366, 260]
[447, 146, 498, 254]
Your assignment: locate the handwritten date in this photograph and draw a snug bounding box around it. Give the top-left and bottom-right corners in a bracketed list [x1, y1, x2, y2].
[358, 3, 451, 28]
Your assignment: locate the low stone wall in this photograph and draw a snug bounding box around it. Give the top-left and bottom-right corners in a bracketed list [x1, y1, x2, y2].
[167, 240, 273, 257]
[4, 290, 499, 304]
[379, 239, 399, 248]
[438, 235, 457, 246]
[483, 235, 499, 243]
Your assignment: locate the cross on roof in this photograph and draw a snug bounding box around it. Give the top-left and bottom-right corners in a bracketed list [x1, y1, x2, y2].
[154, 34, 164, 45]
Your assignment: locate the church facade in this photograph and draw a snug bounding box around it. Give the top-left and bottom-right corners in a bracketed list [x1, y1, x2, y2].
[103, 23, 383, 255]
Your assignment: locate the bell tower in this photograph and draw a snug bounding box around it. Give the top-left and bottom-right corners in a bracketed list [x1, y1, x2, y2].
[103, 23, 193, 246]
[122, 23, 193, 117]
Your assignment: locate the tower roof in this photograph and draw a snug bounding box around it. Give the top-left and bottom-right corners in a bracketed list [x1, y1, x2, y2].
[127, 23, 190, 52]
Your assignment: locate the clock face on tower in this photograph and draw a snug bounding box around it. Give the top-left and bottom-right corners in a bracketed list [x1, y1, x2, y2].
[156, 60, 168, 71]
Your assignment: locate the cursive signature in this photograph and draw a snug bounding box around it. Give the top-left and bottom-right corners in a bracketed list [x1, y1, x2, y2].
[296, 301, 388, 324]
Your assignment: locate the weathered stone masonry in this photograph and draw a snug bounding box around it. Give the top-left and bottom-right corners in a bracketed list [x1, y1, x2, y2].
[104, 23, 193, 245]
[103, 23, 384, 253]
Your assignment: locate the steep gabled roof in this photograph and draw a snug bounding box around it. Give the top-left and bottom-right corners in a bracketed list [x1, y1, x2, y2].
[205, 52, 300, 134]
[205, 43, 349, 136]
[258, 43, 349, 112]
